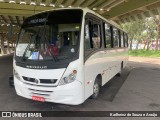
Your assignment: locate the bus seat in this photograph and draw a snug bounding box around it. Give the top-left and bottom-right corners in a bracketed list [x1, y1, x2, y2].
[46, 44, 59, 56]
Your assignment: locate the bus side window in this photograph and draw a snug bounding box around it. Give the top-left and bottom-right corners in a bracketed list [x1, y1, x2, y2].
[84, 19, 102, 49]
[121, 31, 124, 47]
[92, 22, 101, 48]
[84, 20, 92, 49]
[104, 23, 111, 48]
[113, 27, 119, 48]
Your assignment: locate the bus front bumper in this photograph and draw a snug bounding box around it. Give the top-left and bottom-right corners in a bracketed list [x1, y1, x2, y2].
[14, 77, 84, 105]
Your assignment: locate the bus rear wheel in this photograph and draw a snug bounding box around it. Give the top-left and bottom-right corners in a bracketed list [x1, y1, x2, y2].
[91, 80, 100, 99]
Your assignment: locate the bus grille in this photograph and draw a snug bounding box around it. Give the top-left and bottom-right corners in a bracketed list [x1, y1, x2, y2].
[22, 76, 57, 84]
[28, 88, 53, 98]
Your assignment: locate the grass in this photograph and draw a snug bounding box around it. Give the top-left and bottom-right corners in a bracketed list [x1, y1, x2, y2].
[129, 50, 160, 57]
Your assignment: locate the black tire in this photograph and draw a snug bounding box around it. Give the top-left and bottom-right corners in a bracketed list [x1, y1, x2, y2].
[91, 79, 100, 99]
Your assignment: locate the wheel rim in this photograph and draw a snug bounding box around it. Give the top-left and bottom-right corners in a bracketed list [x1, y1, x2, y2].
[93, 82, 99, 96]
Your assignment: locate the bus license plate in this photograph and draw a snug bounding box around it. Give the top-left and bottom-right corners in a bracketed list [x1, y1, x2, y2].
[32, 96, 45, 102]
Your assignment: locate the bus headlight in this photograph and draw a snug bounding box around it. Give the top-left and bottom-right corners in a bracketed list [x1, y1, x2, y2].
[13, 69, 21, 80]
[59, 70, 77, 85]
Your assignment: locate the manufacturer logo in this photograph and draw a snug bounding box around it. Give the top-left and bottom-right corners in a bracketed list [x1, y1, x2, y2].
[26, 65, 47, 69]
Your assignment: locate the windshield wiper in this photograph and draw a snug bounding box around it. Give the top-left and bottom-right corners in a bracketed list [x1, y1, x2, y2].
[45, 39, 58, 62]
[21, 35, 32, 62]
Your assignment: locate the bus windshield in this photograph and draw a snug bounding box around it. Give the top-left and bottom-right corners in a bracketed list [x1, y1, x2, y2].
[16, 9, 82, 61]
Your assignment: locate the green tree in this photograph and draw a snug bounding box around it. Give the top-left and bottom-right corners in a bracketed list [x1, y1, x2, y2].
[121, 18, 159, 51]
[121, 19, 146, 50]
[152, 15, 160, 52]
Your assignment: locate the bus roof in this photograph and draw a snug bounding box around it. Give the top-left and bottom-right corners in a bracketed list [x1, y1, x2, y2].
[28, 7, 125, 32]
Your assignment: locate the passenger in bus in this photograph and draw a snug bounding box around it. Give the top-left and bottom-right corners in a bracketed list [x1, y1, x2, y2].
[45, 43, 59, 56]
[92, 32, 100, 48]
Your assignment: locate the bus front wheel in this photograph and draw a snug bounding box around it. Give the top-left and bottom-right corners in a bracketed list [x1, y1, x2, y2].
[91, 79, 100, 99]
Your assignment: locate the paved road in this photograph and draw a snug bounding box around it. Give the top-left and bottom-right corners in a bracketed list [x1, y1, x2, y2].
[0, 54, 160, 120]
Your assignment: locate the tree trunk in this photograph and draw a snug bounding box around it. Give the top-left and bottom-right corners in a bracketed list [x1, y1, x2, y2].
[143, 40, 147, 50]
[129, 37, 133, 50]
[155, 25, 160, 52]
[146, 41, 151, 51]
[155, 38, 159, 52]
[136, 41, 139, 50]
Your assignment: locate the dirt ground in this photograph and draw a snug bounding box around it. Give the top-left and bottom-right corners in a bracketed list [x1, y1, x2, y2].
[129, 56, 160, 65]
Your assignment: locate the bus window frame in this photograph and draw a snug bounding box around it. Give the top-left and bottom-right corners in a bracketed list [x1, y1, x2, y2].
[84, 13, 103, 50]
[103, 22, 112, 49]
[84, 18, 93, 50]
[84, 13, 104, 62]
[112, 27, 120, 48]
[120, 31, 124, 48]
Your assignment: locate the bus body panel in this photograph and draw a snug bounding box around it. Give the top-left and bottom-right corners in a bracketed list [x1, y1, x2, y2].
[14, 76, 84, 105]
[84, 48, 128, 99]
[14, 59, 85, 105]
[101, 48, 128, 85]
[15, 66, 66, 86]
[84, 51, 104, 99]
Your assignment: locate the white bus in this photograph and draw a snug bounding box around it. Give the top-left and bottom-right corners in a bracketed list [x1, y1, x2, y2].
[13, 8, 128, 105]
